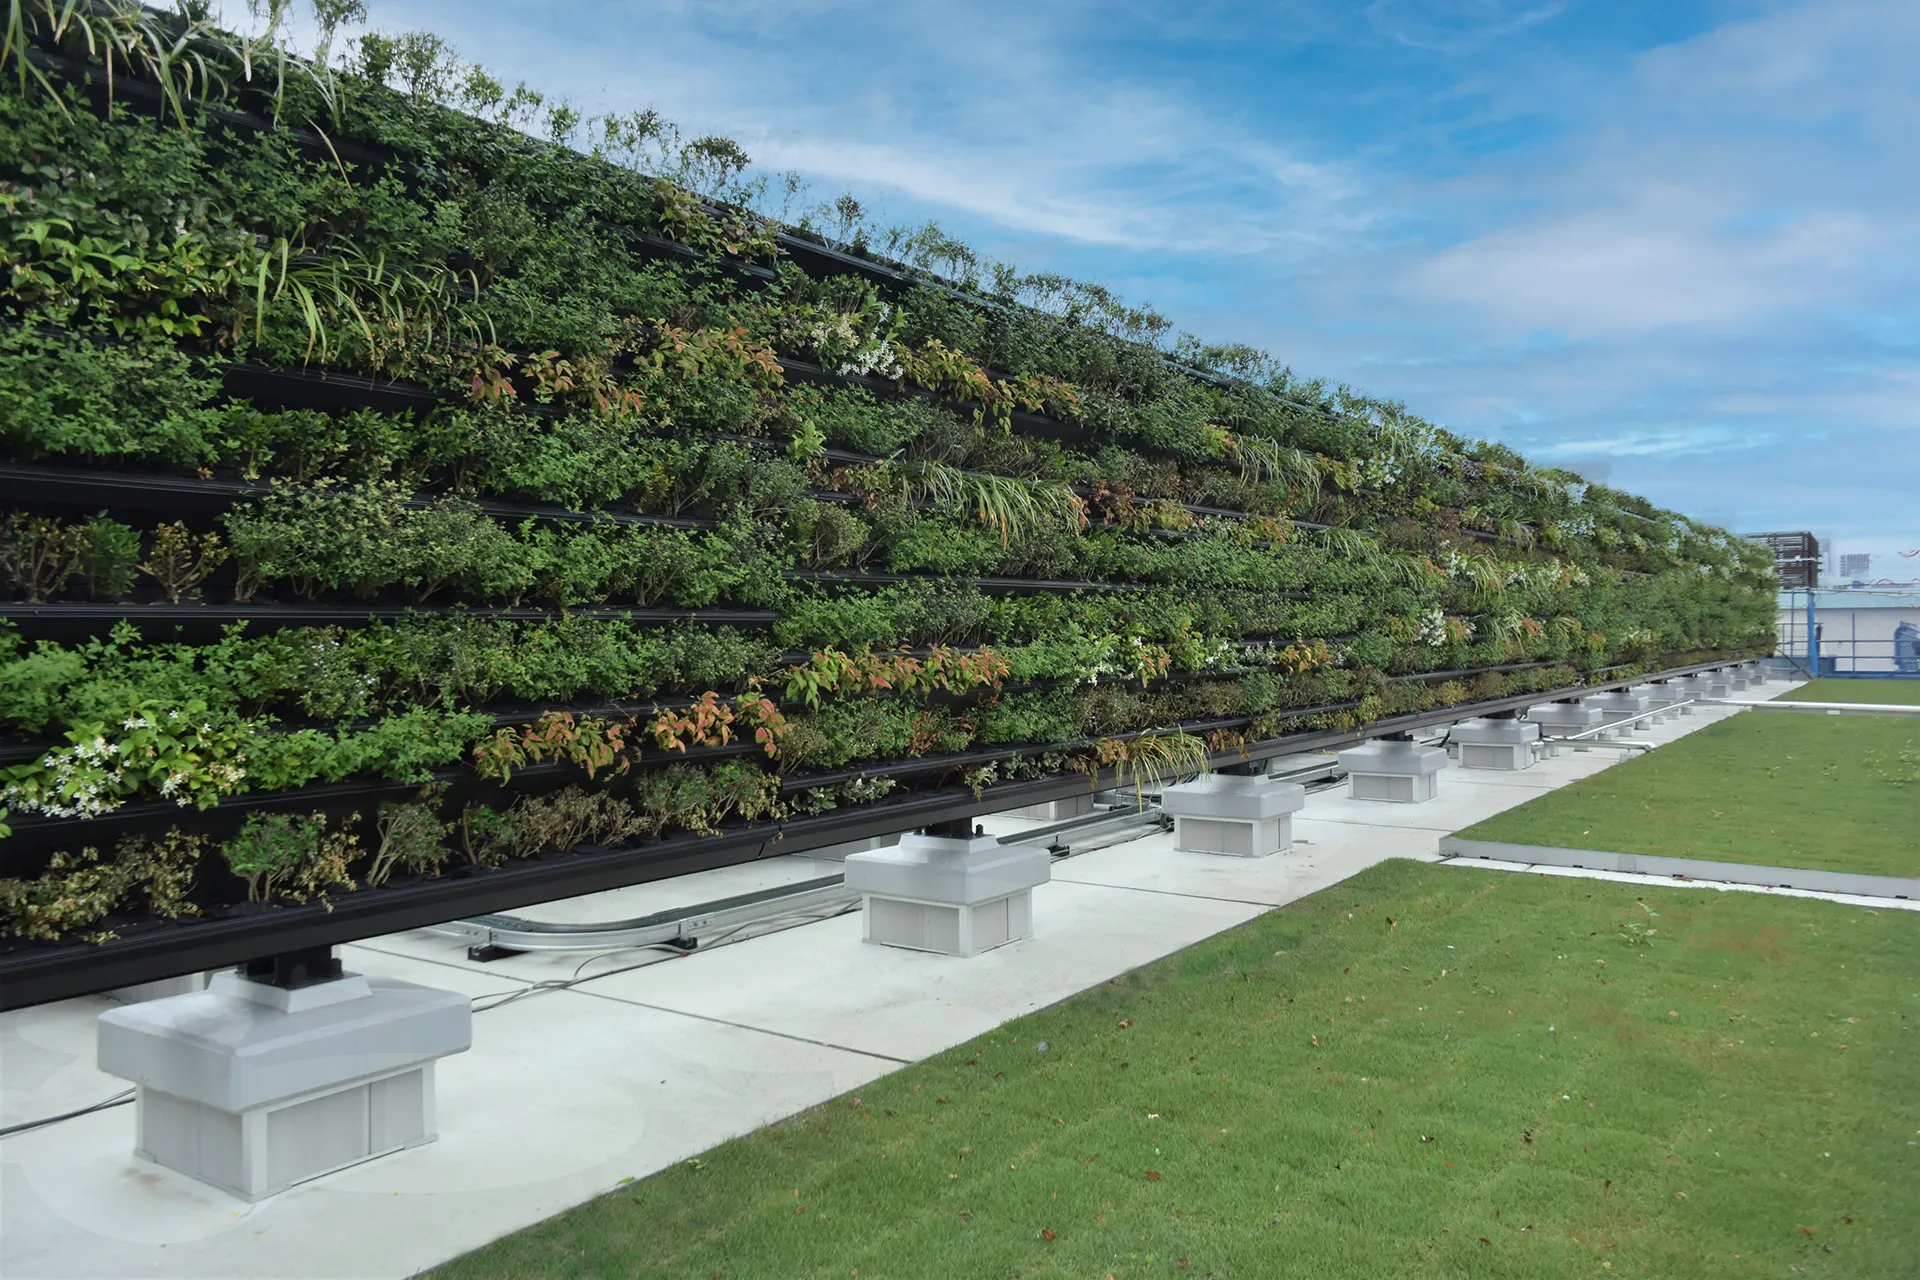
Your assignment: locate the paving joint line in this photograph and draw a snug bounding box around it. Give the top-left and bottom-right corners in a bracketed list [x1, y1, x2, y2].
[562, 985, 915, 1064]
[1043, 876, 1286, 909]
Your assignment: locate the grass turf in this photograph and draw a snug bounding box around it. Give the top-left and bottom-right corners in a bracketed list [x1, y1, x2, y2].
[1779, 678, 1920, 706]
[1454, 713, 1918, 879]
[430, 860, 1919, 1280]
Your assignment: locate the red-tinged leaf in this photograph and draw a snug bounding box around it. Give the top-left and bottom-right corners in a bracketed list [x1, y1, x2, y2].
[1478, 1237, 1492, 1246]
[1798, 1225, 1816, 1238]
[1042, 1229, 1057, 1242]
[1145, 1170, 1162, 1182]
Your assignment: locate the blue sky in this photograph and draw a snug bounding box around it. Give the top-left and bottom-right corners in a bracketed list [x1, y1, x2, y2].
[338, 1, 1917, 578]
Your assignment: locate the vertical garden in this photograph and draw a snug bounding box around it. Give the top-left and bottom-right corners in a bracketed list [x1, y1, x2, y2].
[0, 2, 1776, 999]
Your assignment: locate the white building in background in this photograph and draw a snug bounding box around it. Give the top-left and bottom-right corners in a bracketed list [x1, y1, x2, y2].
[1776, 589, 1920, 674]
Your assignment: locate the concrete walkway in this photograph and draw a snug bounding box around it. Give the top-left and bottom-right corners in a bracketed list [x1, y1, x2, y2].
[0, 682, 1805, 1279]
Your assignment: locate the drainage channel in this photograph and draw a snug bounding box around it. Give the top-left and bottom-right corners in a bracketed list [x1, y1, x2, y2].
[435, 803, 1170, 961]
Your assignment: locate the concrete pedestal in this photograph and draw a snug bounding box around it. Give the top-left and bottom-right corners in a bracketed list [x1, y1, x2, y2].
[1723, 666, 1751, 691]
[1526, 702, 1604, 733]
[1699, 673, 1733, 698]
[1450, 718, 1540, 770]
[1583, 691, 1651, 738]
[96, 971, 472, 1201]
[1629, 684, 1685, 721]
[1525, 701, 1606, 755]
[1004, 794, 1095, 822]
[1335, 740, 1447, 803]
[842, 833, 1051, 957]
[1669, 675, 1718, 703]
[1159, 774, 1307, 857]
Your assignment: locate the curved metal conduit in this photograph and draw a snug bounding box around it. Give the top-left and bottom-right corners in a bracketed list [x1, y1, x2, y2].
[431, 803, 1167, 960]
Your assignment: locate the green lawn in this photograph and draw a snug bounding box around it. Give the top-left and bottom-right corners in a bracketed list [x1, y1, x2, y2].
[431, 860, 1919, 1280]
[1779, 678, 1920, 706]
[1456, 714, 1918, 878]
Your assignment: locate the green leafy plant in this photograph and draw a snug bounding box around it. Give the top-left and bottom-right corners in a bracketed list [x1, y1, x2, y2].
[0, 829, 203, 941]
[1618, 901, 1660, 947]
[473, 712, 636, 783]
[2, 700, 248, 818]
[138, 522, 227, 602]
[1, 512, 89, 601]
[221, 810, 359, 906]
[80, 513, 139, 598]
[365, 797, 451, 887]
[1089, 731, 1211, 804]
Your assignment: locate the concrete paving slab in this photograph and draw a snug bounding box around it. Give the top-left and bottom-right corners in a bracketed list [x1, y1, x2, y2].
[563, 878, 1265, 1064]
[0, 996, 122, 1130]
[1050, 819, 1441, 906]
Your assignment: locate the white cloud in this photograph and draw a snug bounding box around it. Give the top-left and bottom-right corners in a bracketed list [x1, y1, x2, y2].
[1409, 205, 1885, 337]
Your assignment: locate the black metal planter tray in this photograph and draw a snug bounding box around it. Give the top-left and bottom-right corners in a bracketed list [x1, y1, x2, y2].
[219, 362, 448, 414]
[20, 45, 410, 178]
[0, 603, 778, 640]
[0, 462, 722, 532]
[783, 569, 1150, 595]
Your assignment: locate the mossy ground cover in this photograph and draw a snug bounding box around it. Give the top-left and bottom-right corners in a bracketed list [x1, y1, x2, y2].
[1780, 678, 1920, 706]
[1456, 713, 1919, 879]
[431, 860, 1917, 1280]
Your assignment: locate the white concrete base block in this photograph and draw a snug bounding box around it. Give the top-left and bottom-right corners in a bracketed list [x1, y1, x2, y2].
[1525, 702, 1605, 736]
[843, 833, 1051, 957]
[864, 891, 1033, 956]
[96, 972, 472, 1201]
[1336, 741, 1448, 804]
[1461, 742, 1532, 770]
[1629, 684, 1685, 722]
[1450, 719, 1540, 772]
[1173, 814, 1294, 857]
[1004, 793, 1095, 822]
[1582, 692, 1650, 739]
[1160, 774, 1308, 857]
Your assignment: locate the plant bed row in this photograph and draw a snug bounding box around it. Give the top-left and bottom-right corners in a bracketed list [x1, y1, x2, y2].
[0, 653, 1749, 1009]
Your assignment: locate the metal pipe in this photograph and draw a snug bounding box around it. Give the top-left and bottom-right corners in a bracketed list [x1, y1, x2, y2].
[1558, 700, 1702, 742]
[1694, 698, 1920, 717]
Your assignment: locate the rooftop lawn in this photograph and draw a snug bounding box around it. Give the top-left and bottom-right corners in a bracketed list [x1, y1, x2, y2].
[1778, 678, 1920, 706]
[1455, 712, 1918, 879]
[431, 859, 1918, 1280]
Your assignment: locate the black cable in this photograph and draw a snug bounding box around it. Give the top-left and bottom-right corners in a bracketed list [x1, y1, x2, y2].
[0, 1088, 135, 1139]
